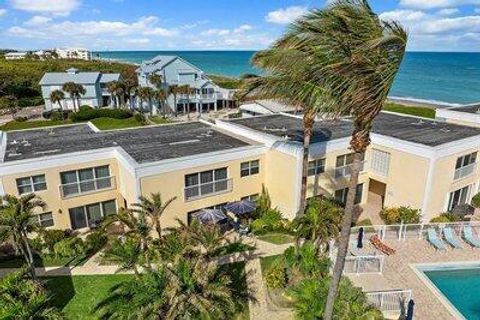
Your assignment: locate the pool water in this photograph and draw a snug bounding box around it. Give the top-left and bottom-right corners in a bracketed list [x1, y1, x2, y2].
[425, 268, 480, 320]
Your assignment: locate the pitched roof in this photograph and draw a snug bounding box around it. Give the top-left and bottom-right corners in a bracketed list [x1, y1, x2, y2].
[139, 55, 178, 73]
[39, 72, 101, 85]
[99, 73, 121, 83]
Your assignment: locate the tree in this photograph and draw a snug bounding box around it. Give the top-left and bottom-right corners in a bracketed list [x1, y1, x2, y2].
[74, 83, 86, 109]
[153, 89, 166, 116]
[148, 73, 163, 89]
[136, 87, 154, 113]
[62, 82, 78, 112]
[293, 197, 343, 250]
[102, 237, 143, 276]
[106, 81, 118, 108]
[103, 208, 152, 250]
[0, 194, 46, 280]
[0, 95, 19, 120]
[131, 193, 176, 239]
[168, 84, 179, 116]
[0, 269, 65, 319]
[49, 89, 66, 118]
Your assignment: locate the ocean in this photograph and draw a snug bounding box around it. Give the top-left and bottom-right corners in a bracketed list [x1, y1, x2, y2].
[94, 51, 480, 105]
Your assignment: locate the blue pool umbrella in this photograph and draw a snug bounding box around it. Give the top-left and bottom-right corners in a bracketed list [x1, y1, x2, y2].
[224, 200, 256, 216]
[194, 209, 227, 224]
[406, 299, 415, 320]
[357, 227, 364, 249]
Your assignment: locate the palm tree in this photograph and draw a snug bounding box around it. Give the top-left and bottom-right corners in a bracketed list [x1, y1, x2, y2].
[114, 81, 126, 108]
[102, 237, 143, 277]
[62, 81, 77, 112]
[123, 77, 138, 110]
[0, 194, 46, 280]
[267, 1, 406, 317]
[131, 193, 176, 239]
[106, 81, 118, 108]
[153, 89, 166, 116]
[293, 197, 342, 250]
[103, 208, 152, 249]
[0, 269, 65, 319]
[148, 73, 163, 89]
[49, 89, 65, 119]
[136, 87, 154, 113]
[168, 84, 179, 116]
[74, 83, 86, 109]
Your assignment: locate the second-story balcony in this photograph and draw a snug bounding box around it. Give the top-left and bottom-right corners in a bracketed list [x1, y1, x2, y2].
[454, 163, 477, 181]
[184, 178, 232, 201]
[60, 176, 115, 198]
[335, 161, 366, 179]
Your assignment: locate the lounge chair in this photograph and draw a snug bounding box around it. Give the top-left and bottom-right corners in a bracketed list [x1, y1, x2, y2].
[463, 226, 480, 248]
[443, 227, 463, 249]
[427, 229, 446, 250]
[370, 234, 395, 255]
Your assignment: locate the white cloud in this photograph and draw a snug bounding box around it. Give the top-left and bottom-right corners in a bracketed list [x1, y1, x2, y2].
[0, 9, 6, 17]
[265, 6, 307, 25]
[234, 24, 253, 34]
[24, 16, 52, 26]
[475, 7, 480, 13]
[400, 0, 480, 9]
[201, 28, 230, 36]
[125, 38, 150, 45]
[379, 9, 426, 22]
[9, 0, 80, 16]
[437, 8, 460, 15]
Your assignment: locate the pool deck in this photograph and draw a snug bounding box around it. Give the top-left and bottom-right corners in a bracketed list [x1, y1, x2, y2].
[347, 237, 480, 320]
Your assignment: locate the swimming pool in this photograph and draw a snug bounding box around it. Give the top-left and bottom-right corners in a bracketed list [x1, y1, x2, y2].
[415, 262, 480, 320]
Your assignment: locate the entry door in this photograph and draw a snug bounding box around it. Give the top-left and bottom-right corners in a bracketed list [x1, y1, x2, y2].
[69, 207, 87, 230]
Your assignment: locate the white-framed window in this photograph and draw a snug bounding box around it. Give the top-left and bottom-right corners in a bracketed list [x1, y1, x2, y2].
[456, 152, 477, 170]
[447, 185, 471, 212]
[335, 153, 365, 178]
[371, 149, 391, 177]
[241, 194, 259, 201]
[184, 167, 230, 200]
[335, 184, 364, 205]
[16, 175, 47, 195]
[35, 212, 54, 228]
[68, 199, 117, 230]
[308, 159, 326, 176]
[241, 160, 260, 177]
[60, 165, 112, 197]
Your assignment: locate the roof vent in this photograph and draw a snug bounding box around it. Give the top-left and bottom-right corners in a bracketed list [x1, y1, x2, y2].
[440, 128, 451, 133]
[7, 148, 21, 157]
[10, 139, 18, 145]
[48, 129, 55, 136]
[411, 120, 424, 125]
[34, 149, 61, 155]
[263, 126, 287, 132]
[66, 67, 78, 74]
[169, 139, 200, 146]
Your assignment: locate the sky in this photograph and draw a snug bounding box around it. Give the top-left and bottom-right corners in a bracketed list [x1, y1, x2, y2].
[0, 0, 479, 52]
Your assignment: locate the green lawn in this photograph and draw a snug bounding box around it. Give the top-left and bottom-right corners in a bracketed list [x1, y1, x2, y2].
[383, 102, 436, 119]
[0, 119, 73, 131]
[90, 117, 144, 130]
[259, 254, 283, 276]
[44, 274, 132, 320]
[0, 254, 88, 268]
[257, 233, 295, 245]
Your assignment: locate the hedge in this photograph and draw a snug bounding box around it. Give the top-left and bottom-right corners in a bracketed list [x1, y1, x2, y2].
[69, 108, 133, 122]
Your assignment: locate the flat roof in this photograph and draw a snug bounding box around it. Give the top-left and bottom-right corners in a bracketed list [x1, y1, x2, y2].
[228, 112, 480, 147]
[3, 122, 251, 163]
[448, 104, 480, 114]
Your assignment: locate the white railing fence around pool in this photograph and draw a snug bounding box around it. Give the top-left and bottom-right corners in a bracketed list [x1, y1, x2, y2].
[344, 255, 384, 274]
[351, 221, 480, 242]
[366, 290, 412, 313]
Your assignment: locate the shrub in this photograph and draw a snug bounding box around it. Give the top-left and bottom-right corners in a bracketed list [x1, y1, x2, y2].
[265, 264, 286, 289]
[53, 237, 85, 258]
[379, 206, 420, 225]
[79, 105, 93, 112]
[134, 113, 147, 125]
[69, 108, 132, 122]
[14, 116, 28, 122]
[28, 237, 44, 253]
[251, 208, 290, 234]
[430, 212, 461, 223]
[254, 185, 272, 219]
[284, 242, 330, 279]
[85, 231, 107, 254]
[471, 193, 480, 208]
[0, 243, 16, 256]
[41, 229, 70, 252]
[50, 110, 70, 121]
[355, 218, 373, 226]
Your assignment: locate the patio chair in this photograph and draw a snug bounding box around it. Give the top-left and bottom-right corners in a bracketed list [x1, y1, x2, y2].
[443, 227, 463, 249]
[427, 229, 446, 250]
[463, 226, 480, 248]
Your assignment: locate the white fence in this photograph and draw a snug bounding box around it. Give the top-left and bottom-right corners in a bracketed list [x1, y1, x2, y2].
[366, 290, 412, 313]
[351, 221, 480, 242]
[344, 255, 384, 274]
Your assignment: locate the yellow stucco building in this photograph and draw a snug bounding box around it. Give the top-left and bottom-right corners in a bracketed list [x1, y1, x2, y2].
[1, 110, 480, 231]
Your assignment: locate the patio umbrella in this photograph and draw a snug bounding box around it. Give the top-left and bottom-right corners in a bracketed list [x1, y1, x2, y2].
[357, 227, 364, 249]
[406, 299, 415, 320]
[224, 200, 256, 216]
[194, 209, 227, 224]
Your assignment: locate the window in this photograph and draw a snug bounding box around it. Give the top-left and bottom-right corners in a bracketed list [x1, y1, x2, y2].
[34, 212, 54, 228]
[335, 184, 363, 206]
[308, 159, 326, 176]
[68, 200, 117, 230]
[184, 167, 230, 200]
[241, 194, 259, 201]
[454, 152, 477, 180]
[336, 154, 354, 168]
[448, 185, 470, 212]
[241, 160, 260, 177]
[16, 175, 47, 195]
[371, 149, 391, 177]
[335, 153, 365, 178]
[60, 165, 111, 197]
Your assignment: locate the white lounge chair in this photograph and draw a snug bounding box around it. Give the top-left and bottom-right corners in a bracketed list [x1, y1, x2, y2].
[463, 226, 480, 248]
[443, 227, 463, 249]
[427, 229, 446, 250]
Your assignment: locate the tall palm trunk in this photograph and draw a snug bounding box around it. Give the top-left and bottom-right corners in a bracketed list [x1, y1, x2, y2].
[299, 112, 315, 215]
[21, 234, 36, 280]
[324, 148, 365, 319]
[58, 101, 64, 120]
[71, 96, 76, 112]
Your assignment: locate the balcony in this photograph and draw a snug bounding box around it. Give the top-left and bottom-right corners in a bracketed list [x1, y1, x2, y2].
[184, 178, 232, 201]
[454, 163, 477, 180]
[200, 93, 216, 100]
[334, 161, 366, 179]
[60, 176, 115, 198]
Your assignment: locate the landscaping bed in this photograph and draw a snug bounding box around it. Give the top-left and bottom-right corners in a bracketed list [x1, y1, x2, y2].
[257, 232, 295, 245]
[90, 117, 144, 130]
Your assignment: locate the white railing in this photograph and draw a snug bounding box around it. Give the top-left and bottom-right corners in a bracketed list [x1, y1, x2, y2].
[60, 176, 115, 198]
[454, 163, 477, 180]
[351, 220, 480, 241]
[184, 178, 232, 201]
[200, 93, 216, 100]
[334, 161, 366, 178]
[366, 290, 412, 312]
[344, 255, 384, 274]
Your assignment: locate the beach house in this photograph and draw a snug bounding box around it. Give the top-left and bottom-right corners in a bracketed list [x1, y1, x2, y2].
[1, 110, 480, 231]
[137, 55, 235, 114]
[39, 68, 122, 111]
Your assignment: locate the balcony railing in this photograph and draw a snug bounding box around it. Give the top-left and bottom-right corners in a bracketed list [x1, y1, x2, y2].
[200, 93, 216, 100]
[344, 255, 384, 274]
[366, 290, 412, 313]
[184, 178, 232, 201]
[454, 163, 476, 180]
[334, 161, 366, 178]
[60, 176, 115, 198]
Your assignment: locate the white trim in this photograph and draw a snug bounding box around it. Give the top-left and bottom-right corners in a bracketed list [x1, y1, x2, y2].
[86, 121, 101, 132]
[421, 158, 436, 220]
[0, 131, 7, 163]
[437, 108, 480, 126]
